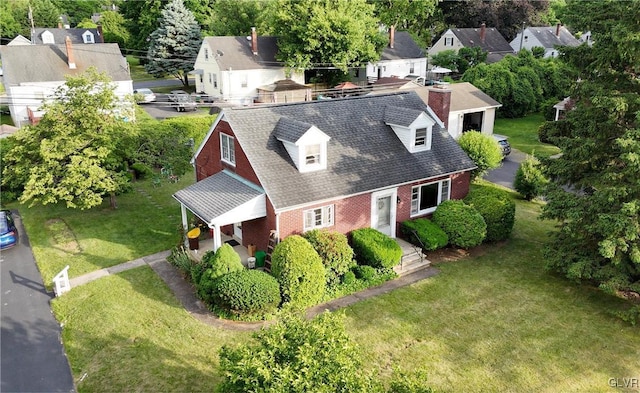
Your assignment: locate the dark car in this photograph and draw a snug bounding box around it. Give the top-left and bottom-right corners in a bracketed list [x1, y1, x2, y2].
[0, 210, 17, 250]
[493, 134, 511, 158]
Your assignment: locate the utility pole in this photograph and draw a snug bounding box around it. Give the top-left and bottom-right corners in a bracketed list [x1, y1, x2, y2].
[519, 22, 526, 52]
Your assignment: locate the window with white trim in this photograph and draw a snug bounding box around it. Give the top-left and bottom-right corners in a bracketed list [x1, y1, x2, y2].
[415, 128, 427, 146]
[212, 73, 217, 88]
[411, 179, 450, 215]
[444, 37, 454, 46]
[303, 205, 334, 231]
[83, 33, 94, 43]
[409, 63, 415, 74]
[305, 144, 321, 165]
[205, 48, 209, 60]
[241, 74, 248, 88]
[220, 133, 235, 165]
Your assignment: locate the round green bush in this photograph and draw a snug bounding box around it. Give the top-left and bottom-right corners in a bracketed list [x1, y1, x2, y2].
[353, 265, 376, 281]
[514, 155, 548, 201]
[457, 131, 504, 180]
[350, 228, 402, 268]
[432, 200, 486, 248]
[197, 244, 244, 304]
[401, 218, 449, 251]
[342, 270, 356, 285]
[271, 235, 325, 308]
[302, 229, 355, 287]
[464, 193, 515, 242]
[213, 269, 281, 316]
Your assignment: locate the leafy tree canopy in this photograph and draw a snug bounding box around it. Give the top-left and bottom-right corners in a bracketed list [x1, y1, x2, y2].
[265, 0, 386, 73]
[145, 0, 201, 86]
[202, 0, 268, 36]
[2, 68, 134, 210]
[370, 0, 439, 47]
[540, 0, 640, 298]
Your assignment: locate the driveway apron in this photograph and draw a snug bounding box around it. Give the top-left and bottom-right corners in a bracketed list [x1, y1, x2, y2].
[1, 211, 75, 392]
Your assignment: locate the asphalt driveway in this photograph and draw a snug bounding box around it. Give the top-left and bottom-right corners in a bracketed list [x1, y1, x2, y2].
[1, 211, 75, 392]
[483, 148, 527, 189]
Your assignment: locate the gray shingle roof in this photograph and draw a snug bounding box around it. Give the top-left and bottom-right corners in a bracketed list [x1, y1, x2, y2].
[222, 91, 476, 211]
[32, 28, 102, 44]
[383, 105, 425, 127]
[173, 170, 264, 224]
[451, 27, 514, 62]
[203, 36, 280, 71]
[0, 43, 130, 85]
[526, 26, 581, 49]
[382, 31, 425, 60]
[274, 117, 314, 143]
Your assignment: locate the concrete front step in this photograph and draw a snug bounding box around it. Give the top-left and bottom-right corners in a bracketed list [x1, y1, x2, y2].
[394, 252, 431, 276]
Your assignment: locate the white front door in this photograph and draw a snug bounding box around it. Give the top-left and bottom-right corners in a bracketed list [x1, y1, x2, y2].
[371, 189, 397, 237]
[233, 222, 242, 240]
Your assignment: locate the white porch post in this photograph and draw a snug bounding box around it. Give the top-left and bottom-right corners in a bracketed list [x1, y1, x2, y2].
[554, 108, 560, 121]
[210, 225, 222, 252]
[180, 204, 189, 247]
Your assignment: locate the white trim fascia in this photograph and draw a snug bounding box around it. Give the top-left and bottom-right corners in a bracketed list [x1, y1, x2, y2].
[191, 111, 225, 165]
[425, 106, 445, 128]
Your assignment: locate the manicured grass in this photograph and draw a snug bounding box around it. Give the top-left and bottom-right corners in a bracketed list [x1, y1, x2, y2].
[494, 113, 561, 158]
[48, 182, 639, 392]
[12, 173, 195, 286]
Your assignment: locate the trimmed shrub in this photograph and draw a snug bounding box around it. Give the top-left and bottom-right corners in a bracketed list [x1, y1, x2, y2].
[457, 131, 504, 180]
[464, 193, 516, 242]
[350, 228, 402, 268]
[271, 235, 325, 308]
[213, 269, 281, 316]
[514, 155, 548, 201]
[401, 219, 449, 251]
[432, 200, 486, 248]
[197, 244, 244, 304]
[302, 229, 355, 287]
[353, 265, 376, 281]
[342, 271, 356, 285]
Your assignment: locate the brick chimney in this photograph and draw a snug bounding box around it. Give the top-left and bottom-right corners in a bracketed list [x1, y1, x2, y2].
[97, 25, 104, 43]
[480, 22, 486, 43]
[65, 36, 76, 69]
[389, 25, 395, 49]
[556, 23, 561, 37]
[251, 26, 258, 55]
[427, 85, 451, 129]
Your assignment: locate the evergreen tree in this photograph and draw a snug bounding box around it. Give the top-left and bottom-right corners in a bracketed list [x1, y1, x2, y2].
[540, 0, 640, 298]
[145, 0, 201, 86]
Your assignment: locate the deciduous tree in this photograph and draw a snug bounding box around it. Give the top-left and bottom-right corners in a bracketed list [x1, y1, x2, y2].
[2, 68, 134, 210]
[145, 0, 201, 86]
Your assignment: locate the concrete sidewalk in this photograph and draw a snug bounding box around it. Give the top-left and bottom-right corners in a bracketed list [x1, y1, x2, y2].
[69, 251, 439, 331]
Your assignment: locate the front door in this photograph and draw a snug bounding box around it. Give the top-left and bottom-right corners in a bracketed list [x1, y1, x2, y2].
[371, 189, 397, 237]
[233, 222, 242, 240]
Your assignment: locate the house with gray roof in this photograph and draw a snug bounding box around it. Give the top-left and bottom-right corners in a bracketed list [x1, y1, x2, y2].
[429, 23, 514, 65]
[31, 27, 103, 45]
[191, 27, 305, 106]
[0, 39, 131, 127]
[173, 90, 475, 253]
[366, 26, 427, 83]
[510, 24, 581, 58]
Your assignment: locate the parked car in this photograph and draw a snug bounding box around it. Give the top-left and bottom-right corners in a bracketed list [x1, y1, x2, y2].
[133, 88, 157, 103]
[493, 134, 511, 158]
[0, 210, 17, 250]
[168, 90, 198, 112]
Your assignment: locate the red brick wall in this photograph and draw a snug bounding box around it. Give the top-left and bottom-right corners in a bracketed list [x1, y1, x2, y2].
[427, 87, 451, 129]
[450, 171, 471, 200]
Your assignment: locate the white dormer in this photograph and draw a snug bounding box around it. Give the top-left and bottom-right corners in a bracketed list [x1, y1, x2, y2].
[41, 30, 55, 44]
[275, 117, 331, 173]
[384, 106, 435, 153]
[82, 30, 95, 43]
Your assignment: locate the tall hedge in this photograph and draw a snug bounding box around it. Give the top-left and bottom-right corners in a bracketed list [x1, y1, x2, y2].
[400, 219, 449, 251]
[271, 235, 325, 308]
[302, 229, 354, 287]
[464, 191, 516, 242]
[350, 228, 402, 268]
[432, 200, 486, 248]
[213, 269, 281, 317]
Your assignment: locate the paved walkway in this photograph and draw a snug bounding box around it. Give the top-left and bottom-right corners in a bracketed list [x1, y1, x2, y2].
[69, 251, 439, 331]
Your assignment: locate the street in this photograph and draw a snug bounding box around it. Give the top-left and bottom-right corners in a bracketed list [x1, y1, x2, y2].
[1, 211, 75, 393]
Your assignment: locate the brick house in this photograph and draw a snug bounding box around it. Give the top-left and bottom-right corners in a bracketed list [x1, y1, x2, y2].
[173, 89, 476, 252]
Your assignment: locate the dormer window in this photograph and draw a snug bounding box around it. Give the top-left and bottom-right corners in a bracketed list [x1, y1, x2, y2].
[384, 105, 437, 153]
[42, 31, 54, 44]
[83, 31, 95, 43]
[275, 117, 331, 173]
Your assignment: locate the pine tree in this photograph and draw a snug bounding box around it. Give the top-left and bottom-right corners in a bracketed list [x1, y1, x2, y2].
[145, 0, 201, 86]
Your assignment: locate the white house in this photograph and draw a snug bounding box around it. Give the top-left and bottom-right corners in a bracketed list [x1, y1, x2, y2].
[0, 38, 132, 127]
[366, 26, 427, 83]
[429, 24, 514, 65]
[31, 27, 104, 45]
[192, 28, 305, 106]
[510, 24, 581, 58]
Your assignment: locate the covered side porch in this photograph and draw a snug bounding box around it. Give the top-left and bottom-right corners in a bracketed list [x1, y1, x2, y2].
[173, 170, 267, 255]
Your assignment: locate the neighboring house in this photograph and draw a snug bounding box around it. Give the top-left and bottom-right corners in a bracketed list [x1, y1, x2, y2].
[0, 38, 132, 127]
[510, 24, 581, 58]
[192, 27, 305, 106]
[256, 79, 312, 104]
[173, 90, 476, 252]
[7, 35, 31, 46]
[429, 23, 514, 64]
[372, 81, 502, 139]
[366, 26, 427, 83]
[553, 97, 574, 121]
[31, 27, 104, 45]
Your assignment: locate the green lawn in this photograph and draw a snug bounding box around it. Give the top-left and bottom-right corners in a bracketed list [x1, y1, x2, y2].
[45, 183, 639, 392]
[494, 113, 561, 158]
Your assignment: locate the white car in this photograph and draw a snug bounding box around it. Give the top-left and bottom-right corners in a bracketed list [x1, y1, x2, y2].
[133, 88, 157, 103]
